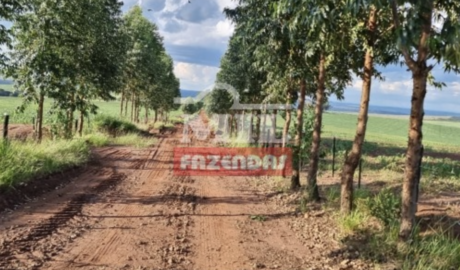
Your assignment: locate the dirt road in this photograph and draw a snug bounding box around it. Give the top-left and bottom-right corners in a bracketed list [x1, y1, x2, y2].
[0, 129, 377, 270]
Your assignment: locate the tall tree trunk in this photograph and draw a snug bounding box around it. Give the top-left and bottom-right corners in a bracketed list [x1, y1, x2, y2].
[124, 93, 129, 118]
[255, 110, 261, 145]
[154, 109, 158, 123]
[145, 107, 149, 124]
[249, 110, 255, 143]
[229, 113, 234, 137]
[271, 109, 277, 147]
[306, 54, 326, 201]
[131, 95, 135, 122]
[67, 92, 75, 138]
[135, 103, 139, 123]
[37, 93, 45, 143]
[397, 0, 432, 242]
[136, 99, 141, 123]
[78, 110, 84, 137]
[340, 8, 377, 214]
[399, 71, 427, 241]
[291, 79, 306, 190]
[120, 92, 124, 117]
[261, 107, 267, 145]
[283, 91, 292, 148]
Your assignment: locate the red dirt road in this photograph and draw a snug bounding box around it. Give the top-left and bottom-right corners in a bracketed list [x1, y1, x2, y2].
[0, 130, 381, 270]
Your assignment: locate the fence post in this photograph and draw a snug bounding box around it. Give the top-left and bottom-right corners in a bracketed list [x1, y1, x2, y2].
[3, 114, 9, 140]
[332, 137, 336, 177]
[358, 158, 363, 189]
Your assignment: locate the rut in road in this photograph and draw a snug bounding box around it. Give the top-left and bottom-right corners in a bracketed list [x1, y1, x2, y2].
[1, 126, 375, 270]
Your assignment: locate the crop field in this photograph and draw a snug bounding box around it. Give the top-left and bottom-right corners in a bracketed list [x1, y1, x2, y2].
[2, 96, 460, 150]
[322, 112, 460, 150]
[0, 96, 123, 124]
[0, 84, 14, 92]
[0, 96, 184, 124]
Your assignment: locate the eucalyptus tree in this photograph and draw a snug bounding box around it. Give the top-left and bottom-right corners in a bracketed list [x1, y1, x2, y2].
[390, 0, 460, 241]
[73, 0, 127, 136]
[209, 35, 244, 136]
[121, 6, 166, 123]
[151, 53, 181, 121]
[226, 0, 314, 190]
[338, 2, 399, 214]
[275, 0, 353, 199]
[211, 22, 268, 138]
[9, 0, 126, 140]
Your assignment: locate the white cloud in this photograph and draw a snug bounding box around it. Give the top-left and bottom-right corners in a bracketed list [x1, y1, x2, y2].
[164, 0, 186, 12]
[138, 0, 234, 50]
[351, 78, 363, 91]
[378, 80, 412, 95]
[159, 19, 233, 48]
[216, 0, 238, 10]
[215, 19, 234, 37]
[174, 62, 219, 90]
[449, 82, 460, 97]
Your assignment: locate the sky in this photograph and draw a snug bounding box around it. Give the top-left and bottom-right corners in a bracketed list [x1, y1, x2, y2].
[121, 0, 235, 91]
[1, 1, 459, 113]
[122, 0, 460, 113]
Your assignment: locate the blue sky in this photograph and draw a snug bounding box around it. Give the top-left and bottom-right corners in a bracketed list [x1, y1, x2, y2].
[123, 0, 460, 113]
[2, 1, 459, 113]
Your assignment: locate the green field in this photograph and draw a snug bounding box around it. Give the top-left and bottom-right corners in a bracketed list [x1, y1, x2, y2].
[0, 96, 126, 124]
[0, 96, 184, 128]
[0, 84, 14, 92]
[322, 112, 460, 149]
[2, 96, 460, 149]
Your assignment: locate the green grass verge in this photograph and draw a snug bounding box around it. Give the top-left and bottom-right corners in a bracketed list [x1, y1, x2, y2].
[0, 114, 158, 189]
[0, 139, 90, 188]
[329, 188, 460, 270]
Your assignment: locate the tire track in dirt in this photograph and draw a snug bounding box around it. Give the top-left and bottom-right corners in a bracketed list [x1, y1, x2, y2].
[0, 145, 153, 270]
[40, 147, 167, 270]
[191, 176, 258, 270]
[1, 122, 373, 270]
[40, 131, 201, 270]
[0, 171, 126, 270]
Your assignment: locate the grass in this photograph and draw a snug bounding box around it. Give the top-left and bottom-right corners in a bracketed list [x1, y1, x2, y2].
[330, 187, 460, 269]
[0, 131, 157, 189]
[0, 111, 159, 190]
[0, 139, 90, 189]
[322, 112, 460, 149]
[0, 96, 183, 125]
[112, 133, 156, 148]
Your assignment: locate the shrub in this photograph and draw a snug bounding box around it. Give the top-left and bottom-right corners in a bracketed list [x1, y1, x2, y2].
[93, 115, 138, 136]
[366, 188, 401, 226]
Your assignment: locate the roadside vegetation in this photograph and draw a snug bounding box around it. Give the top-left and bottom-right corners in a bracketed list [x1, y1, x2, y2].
[0, 114, 159, 189]
[2, 0, 460, 269]
[325, 187, 460, 270]
[0, 139, 89, 189]
[0, 2, 180, 190]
